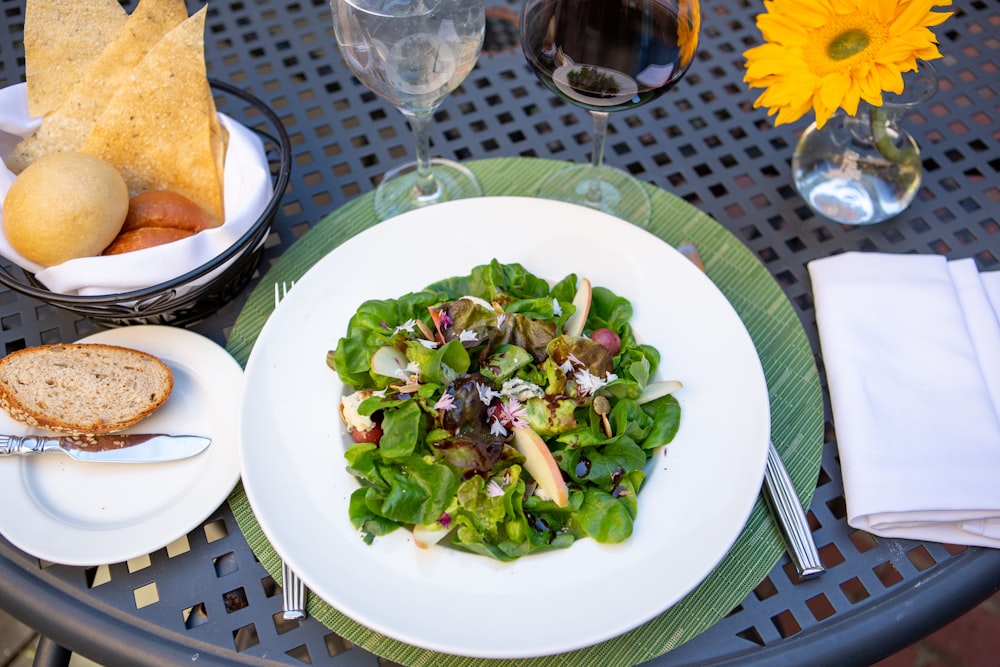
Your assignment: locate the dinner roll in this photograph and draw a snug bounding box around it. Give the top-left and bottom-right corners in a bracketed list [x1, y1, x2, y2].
[121, 190, 217, 234]
[3, 151, 129, 266]
[102, 226, 194, 255]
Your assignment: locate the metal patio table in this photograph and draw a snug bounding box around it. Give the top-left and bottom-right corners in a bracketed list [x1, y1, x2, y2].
[1, 0, 999, 665]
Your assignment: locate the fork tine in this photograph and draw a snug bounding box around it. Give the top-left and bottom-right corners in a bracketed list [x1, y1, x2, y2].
[274, 280, 296, 309]
[281, 560, 306, 620]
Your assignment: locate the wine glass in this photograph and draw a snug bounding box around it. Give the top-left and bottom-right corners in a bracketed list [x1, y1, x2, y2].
[519, 0, 700, 222]
[331, 0, 485, 219]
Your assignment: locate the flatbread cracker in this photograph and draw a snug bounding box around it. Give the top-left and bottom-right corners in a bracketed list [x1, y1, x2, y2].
[8, 0, 189, 173]
[82, 7, 226, 223]
[24, 0, 128, 117]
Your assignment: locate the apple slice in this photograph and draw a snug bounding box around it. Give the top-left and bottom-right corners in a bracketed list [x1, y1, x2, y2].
[511, 426, 569, 507]
[563, 277, 592, 337]
[637, 380, 683, 404]
[370, 345, 409, 378]
[413, 522, 451, 549]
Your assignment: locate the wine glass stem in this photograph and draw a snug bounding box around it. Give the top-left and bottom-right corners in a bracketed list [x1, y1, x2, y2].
[401, 108, 441, 202]
[586, 110, 610, 207]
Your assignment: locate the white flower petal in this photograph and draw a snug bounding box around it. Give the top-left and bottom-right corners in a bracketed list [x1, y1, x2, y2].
[489, 418, 508, 437]
[393, 318, 417, 334]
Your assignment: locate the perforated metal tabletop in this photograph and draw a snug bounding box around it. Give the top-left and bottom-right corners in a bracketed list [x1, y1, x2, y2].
[1, 1, 999, 665]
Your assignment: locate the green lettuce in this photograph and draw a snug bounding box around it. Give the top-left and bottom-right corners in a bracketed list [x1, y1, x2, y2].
[330, 260, 683, 561]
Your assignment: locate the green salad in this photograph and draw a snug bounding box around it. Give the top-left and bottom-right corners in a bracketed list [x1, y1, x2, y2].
[327, 260, 682, 561]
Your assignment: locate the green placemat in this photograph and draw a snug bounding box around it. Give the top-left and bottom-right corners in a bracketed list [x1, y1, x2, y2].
[226, 157, 824, 666]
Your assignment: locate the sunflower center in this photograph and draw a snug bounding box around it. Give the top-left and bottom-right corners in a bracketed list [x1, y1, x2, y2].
[802, 14, 888, 75]
[828, 29, 869, 61]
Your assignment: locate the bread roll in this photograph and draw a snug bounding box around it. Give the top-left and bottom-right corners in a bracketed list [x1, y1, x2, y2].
[103, 227, 194, 255]
[0, 343, 173, 435]
[2, 151, 129, 266]
[122, 190, 217, 233]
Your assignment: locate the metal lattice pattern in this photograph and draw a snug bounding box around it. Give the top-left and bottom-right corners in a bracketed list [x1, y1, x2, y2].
[0, 0, 998, 665]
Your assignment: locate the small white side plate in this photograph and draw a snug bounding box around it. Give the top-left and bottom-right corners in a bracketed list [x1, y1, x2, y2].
[0, 325, 242, 566]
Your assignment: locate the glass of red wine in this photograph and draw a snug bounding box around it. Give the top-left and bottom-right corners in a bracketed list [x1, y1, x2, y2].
[519, 0, 700, 222]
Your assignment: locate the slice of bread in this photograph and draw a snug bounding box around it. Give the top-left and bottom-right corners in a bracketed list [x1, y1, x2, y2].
[0, 343, 173, 434]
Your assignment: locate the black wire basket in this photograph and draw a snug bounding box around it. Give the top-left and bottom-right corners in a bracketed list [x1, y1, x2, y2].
[0, 79, 291, 327]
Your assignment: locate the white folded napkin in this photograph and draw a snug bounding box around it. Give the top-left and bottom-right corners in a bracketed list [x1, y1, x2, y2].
[0, 83, 272, 296]
[808, 252, 1000, 548]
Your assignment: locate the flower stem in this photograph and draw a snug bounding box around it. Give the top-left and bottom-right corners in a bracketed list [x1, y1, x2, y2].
[869, 106, 919, 169]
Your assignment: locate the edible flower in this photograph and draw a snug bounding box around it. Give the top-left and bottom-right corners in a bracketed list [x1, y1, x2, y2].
[476, 382, 500, 406]
[434, 393, 456, 412]
[742, 0, 952, 129]
[392, 319, 417, 335]
[560, 353, 584, 375]
[574, 368, 618, 396]
[486, 479, 505, 498]
[489, 417, 508, 437]
[393, 361, 422, 381]
[497, 396, 528, 430]
[458, 329, 478, 343]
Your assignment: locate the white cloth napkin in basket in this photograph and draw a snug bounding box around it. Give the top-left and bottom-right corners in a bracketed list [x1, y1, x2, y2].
[0, 83, 272, 296]
[808, 251, 1000, 548]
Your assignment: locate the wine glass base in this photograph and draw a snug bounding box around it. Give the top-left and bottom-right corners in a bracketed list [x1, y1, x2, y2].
[374, 158, 482, 220]
[533, 163, 652, 223]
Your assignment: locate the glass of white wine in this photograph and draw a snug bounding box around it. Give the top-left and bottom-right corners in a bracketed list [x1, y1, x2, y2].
[331, 0, 485, 219]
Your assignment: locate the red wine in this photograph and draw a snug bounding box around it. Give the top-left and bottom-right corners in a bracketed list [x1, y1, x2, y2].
[520, 0, 698, 112]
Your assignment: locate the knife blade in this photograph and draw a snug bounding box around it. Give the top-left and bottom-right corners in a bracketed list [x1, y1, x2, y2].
[678, 241, 825, 578]
[0, 433, 211, 463]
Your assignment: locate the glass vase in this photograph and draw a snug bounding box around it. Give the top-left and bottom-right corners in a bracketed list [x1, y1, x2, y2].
[792, 61, 938, 225]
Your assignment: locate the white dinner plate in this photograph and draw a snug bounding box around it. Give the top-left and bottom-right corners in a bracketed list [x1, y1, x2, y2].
[239, 196, 770, 658]
[0, 325, 242, 566]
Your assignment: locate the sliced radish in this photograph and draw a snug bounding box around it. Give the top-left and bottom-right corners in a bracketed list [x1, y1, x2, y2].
[370, 345, 409, 378]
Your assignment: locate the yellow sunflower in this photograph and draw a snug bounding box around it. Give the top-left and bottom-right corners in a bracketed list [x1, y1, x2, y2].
[742, 0, 952, 128]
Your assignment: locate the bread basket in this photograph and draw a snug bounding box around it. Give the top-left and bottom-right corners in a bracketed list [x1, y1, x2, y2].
[0, 80, 291, 327]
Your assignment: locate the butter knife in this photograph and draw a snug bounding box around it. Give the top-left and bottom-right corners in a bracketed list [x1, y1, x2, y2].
[678, 241, 825, 579]
[0, 433, 211, 463]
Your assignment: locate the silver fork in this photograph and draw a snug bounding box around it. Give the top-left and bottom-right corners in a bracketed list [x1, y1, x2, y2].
[274, 280, 308, 620]
[281, 560, 307, 620]
[273, 280, 295, 308]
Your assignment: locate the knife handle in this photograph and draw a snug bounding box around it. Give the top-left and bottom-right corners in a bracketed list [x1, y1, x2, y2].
[0, 435, 51, 456]
[763, 441, 825, 578]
